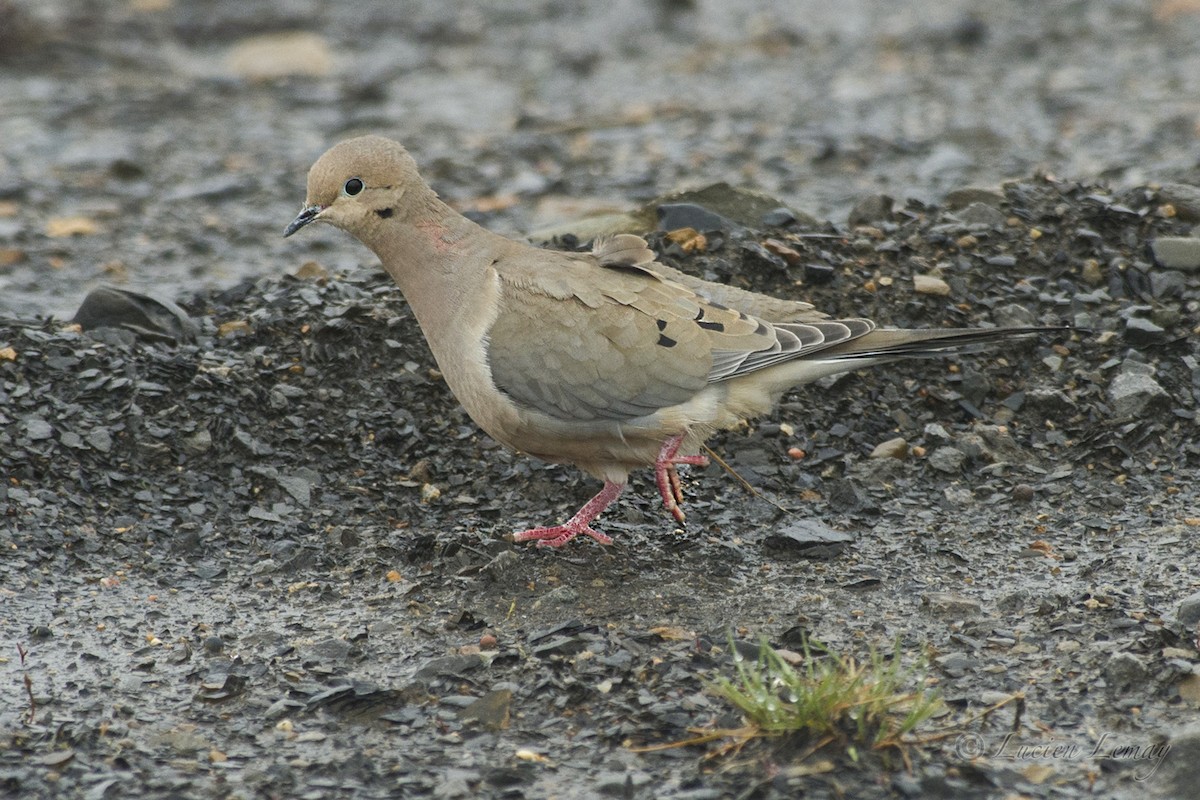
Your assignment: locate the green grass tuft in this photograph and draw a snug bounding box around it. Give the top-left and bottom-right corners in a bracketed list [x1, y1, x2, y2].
[711, 636, 942, 750]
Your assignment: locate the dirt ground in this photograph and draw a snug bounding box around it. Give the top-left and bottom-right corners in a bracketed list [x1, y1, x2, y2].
[3, 2, 1200, 799]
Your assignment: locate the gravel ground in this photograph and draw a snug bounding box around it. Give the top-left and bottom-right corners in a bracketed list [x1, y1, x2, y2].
[3, 2, 1200, 799]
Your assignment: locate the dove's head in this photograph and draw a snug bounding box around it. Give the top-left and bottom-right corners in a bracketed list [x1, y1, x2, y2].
[284, 135, 429, 238]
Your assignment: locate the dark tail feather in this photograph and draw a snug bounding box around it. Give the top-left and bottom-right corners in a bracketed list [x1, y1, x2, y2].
[819, 326, 1064, 361]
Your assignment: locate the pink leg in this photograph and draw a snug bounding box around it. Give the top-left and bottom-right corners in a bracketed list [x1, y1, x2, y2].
[512, 481, 624, 547]
[654, 434, 709, 523]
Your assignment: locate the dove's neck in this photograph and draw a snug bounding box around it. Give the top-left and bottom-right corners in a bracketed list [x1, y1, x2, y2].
[361, 194, 506, 351]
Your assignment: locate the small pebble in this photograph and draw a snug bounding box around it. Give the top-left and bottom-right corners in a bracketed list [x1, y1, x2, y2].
[913, 274, 951, 296]
[869, 437, 908, 460]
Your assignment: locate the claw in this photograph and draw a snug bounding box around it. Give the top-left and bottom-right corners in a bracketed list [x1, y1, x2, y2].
[653, 434, 709, 524]
[512, 481, 623, 547]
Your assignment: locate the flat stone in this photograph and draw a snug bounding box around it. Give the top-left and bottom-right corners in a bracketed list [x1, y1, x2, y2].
[1150, 237, 1200, 271]
[763, 519, 854, 559]
[943, 187, 1006, 210]
[922, 592, 983, 617]
[23, 416, 53, 440]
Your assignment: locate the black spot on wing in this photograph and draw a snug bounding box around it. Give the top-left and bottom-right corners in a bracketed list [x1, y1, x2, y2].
[656, 319, 668, 331]
[693, 307, 724, 331]
[657, 334, 677, 348]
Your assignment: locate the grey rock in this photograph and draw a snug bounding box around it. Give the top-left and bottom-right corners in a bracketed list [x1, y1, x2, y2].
[73, 287, 197, 344]
[763, 519, 854, 559]
[928, 445, 967, 473]
[23, 416, 53, 440]
[1124, 316, 1167, 344]
[1157, 182, 1200, 222]
[1108, 369, 1170, 417]
[1152, 725, 1200, 797]
[955, 201, 1007, 227]
[183, 429, 213, 455]
[656, 202, 733, 232]
[1177, 591, 1200, 628]
[597, 770, 652, 796]
[1150, 268, 1188, 298]
[992, 302, 1037, 328]
[869, 437, 909, 459]
[414, 654, 486, 681]
[917, 143, 972, 181]
[162, 174, 246, 202]
[761, 207, 797, 227]
[60, 430, 85, 449]
[652, 182, 818, 230]
[922, 592, 983, 617]
[1118, 359, 1157, 378]
[86, 429, 113, 453]
[0, 218, 22, 239]
[1150, 237, 1200, 271]
[943, 187, 1005, 211]
[1105, 651, 1148, 688]
[847, 194, 893, 227]
[934, 652, 976, 677]
[533, 585, 580, 608]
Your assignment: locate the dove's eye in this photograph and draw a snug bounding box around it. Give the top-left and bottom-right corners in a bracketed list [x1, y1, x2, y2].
[343, 178, 364, 196]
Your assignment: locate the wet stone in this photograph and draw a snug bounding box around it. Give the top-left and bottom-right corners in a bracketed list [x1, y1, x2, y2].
[763, 519, 853, 559]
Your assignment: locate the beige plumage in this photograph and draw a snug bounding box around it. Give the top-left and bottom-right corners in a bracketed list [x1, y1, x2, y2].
[286, 135, 1047, 547]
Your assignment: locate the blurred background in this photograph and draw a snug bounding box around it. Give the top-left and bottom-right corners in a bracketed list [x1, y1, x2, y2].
[1, 0, 1198, 318]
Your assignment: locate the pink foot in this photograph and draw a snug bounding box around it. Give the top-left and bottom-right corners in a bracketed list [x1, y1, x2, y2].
[653, 434, 709, 523]
[512, 481, 624, 547]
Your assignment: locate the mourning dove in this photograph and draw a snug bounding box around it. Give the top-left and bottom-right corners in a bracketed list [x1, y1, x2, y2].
[286, 135, 1050, 547]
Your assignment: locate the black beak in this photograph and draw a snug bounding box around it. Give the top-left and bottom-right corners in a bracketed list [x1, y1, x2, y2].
[284, 205, 323, 237]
